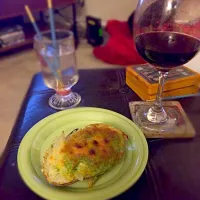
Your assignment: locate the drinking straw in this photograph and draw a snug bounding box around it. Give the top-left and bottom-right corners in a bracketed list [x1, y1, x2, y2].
[46, 0, 64, 90]
[24, 5, 64, 89]
[25, 6, 42, 40]
[47, 0, 57, 48]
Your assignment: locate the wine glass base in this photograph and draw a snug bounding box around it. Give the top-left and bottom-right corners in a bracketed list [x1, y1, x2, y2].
[129, 101, 196, 138]
[49, 92, 81, 110]
[135, 105, 177, 132]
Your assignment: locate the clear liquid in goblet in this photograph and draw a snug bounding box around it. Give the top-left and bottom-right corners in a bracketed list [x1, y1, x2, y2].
[39, 47, 79, 91]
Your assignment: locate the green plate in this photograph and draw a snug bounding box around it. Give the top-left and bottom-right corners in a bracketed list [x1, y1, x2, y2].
[17, 107, 148, 200]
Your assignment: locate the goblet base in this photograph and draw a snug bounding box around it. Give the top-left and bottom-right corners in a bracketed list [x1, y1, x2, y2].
[49, 92, 81, 110]
[129, 101, 195, 138]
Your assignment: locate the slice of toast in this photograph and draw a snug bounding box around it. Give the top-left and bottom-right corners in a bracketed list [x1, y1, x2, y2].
[41, 124, 128, 187]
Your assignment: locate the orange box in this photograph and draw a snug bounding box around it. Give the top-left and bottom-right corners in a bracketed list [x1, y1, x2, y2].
[126, 64, 200, 100]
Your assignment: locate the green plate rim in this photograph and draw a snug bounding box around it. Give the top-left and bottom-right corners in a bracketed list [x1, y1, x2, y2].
[17, 107, 148, 200]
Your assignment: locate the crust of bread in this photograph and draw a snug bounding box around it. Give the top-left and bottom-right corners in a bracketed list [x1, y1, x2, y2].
[41, 150, 78, 186]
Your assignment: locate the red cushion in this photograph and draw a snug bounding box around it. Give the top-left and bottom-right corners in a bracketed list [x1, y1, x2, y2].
[93, 20, 146, 66]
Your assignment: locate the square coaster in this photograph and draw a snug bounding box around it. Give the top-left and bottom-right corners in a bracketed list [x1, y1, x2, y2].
[129, 101, 196, 138]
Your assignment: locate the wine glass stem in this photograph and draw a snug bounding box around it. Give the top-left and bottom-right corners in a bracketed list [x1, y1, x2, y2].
[154, 71, 168, 110]
[147, 71, 169, 123]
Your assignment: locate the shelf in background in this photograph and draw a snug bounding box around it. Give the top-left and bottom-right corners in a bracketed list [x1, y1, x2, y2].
[0, 21, 66, 54]
[0, 0, 77, 54]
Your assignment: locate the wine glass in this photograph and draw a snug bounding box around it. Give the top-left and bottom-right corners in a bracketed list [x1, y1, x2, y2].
[34, 29, 81, 110]
[133, 0, 200, 132]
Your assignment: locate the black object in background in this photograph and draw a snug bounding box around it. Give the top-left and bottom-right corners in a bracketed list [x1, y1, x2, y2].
[86, 16, 103, 46]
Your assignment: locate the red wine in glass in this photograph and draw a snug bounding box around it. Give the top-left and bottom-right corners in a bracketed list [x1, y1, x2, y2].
[135, 31, 200, 71]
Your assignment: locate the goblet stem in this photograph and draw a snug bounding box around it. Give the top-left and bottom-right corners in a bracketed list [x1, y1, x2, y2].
[147, 71, 169, 123]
